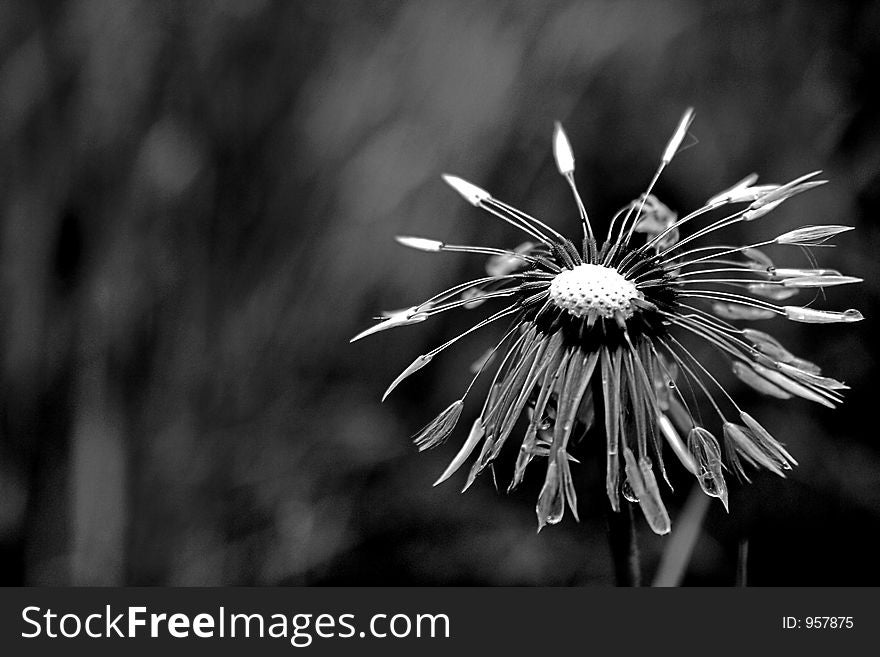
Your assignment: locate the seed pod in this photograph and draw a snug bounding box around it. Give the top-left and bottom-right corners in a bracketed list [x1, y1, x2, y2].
[732, 362, 792, 399]
[413, 400, 464, 451]
[658, 414, 697, 474]
[687, 427, 729, 510]
[383, 354, 433, 401]
[784, 307, 864, 324]
[442, 174, 491, 205]
[553, 122, 575, 175]
[433, 419, 485, 487]
[712, 302, 775, 320]
[781, 275, 862, 288]
[775, 225, 853, 245]
[395, 236, 444, 252]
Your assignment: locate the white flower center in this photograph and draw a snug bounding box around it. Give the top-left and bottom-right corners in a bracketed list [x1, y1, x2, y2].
[548, 264, 642, 319]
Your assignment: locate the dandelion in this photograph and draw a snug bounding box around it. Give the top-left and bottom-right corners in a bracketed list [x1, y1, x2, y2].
[352, 109, 862, 537]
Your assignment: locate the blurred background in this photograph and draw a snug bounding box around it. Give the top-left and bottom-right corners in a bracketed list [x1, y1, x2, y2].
[1, 0, 878, 586]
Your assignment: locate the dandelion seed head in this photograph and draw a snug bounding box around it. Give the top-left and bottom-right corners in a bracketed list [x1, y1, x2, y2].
[549, 264, 643, 319]
[354, 108, 862, 536]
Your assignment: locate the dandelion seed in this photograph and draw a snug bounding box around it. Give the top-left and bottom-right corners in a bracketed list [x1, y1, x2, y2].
[746, 283, 800, 300]
[687, 427, 728, 511]
[354, 110, 861, 534]
[383, 354, 433, 401]
[775, 225, 854, 246]
[783, 306, 864, 324]
[711, 302, 777, 321]
[433, 419, 485, 487]
[441, 174, 491, 206]
[707, 173, 777, 206]
[773, 267, 841, 278]
[661, 107, 695, 165]
[395, 236, 444, 252]
[349, 306, 428, 343]
[412, 400, 464, 452]
[749, 172, 824, 206]
[732, 362, 792, 400]
[781, 275, 862, 288]
[553, 122, 576, 175]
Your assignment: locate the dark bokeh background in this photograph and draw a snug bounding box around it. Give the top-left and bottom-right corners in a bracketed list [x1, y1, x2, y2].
[1, 0, 878, 586]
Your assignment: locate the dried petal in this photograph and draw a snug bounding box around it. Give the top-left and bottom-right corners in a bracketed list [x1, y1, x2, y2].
[652, 359, 679, 410]
[666, 397, 695, 435]
[553, 122, 575, 175]
[662, 107, 695, 164]
[751, 363, 835, 408]
[707, 173, 760, 205]
[433, 419, 485, 486]
[776, 362, 847, 390]
[742, 180, 827, 220]
[775, 225, 853, 245]
[740, 411, 798, 469]
[687, 427, 729, 510]
[536, 460, 564, 530]
[784, 306, 864, 323]
[557, 450, 579, 520]
[722, 421, 785, 477]
[383, 354, 433, 401]
[658, 414, 697, 474]
[413, 400, 464, 452]
[748, 171, 822, 209]
[350, 306, 428, 342]
[742, 328, 790, 360]
[576, 387, 595, 431]
[601, 347, 623, 511]
[781, 275, 862, 288]
[773, 267, 841, 278]
[395, 236, 444, 252]
[639, 458, 670, 533]
[622, 447, 671, 535]
[725, 184, 780, 204]
[742, 198, 784, 221]
[778, 357, 821, 376]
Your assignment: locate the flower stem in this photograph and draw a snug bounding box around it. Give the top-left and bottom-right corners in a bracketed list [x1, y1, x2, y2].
[607, 502, 641, 586]
[737, 538, 749, 587]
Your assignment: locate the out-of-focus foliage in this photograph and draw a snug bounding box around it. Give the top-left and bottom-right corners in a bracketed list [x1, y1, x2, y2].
[1, 0, 878, 585]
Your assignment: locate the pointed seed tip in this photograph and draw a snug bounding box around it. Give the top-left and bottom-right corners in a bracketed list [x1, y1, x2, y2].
[661, 107, 697, 164]
[552, 122, 575, 174]
[442, 174, 489, 205]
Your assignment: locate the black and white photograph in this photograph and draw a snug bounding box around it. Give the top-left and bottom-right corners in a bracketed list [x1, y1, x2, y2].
[2, 0, 879, 607]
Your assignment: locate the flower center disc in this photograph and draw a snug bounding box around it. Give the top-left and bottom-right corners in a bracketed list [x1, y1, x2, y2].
[549, 264, 642, 319]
